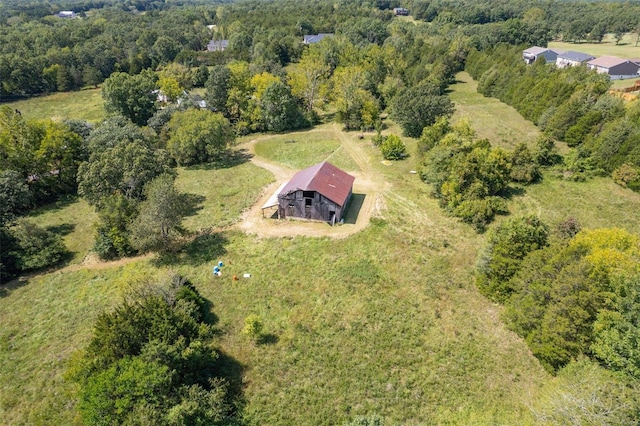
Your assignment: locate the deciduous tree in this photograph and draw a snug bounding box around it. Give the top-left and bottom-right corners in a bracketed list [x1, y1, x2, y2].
[128, 174, 186, 253]
[166, 109, 235, 166]
[391, 81, 454, 138]
[102, 70, 158, 126]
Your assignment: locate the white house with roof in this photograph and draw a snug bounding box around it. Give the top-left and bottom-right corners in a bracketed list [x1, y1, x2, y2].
[556, 51, 595, 68]
[207, 40, 229, 52]
[303, 33, 334, 45]
[587, 56, 640, 80]
[56, 10, 76, 18]
[522, 46, 564, 64]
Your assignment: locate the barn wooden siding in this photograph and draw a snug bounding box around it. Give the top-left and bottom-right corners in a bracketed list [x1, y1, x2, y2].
[278, 188, 351, 223]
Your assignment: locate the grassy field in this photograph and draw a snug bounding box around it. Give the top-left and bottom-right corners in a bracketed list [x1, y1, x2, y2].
[3, 101, 640, 424]
[448, 72, 542, 150]
[27, 196, 98, 264]
[176, 162, 274, 230]
[4, 88, 104, 123]
[512, 175, 640, 234]
[254, 128, 361, 171]
[549, 33, 640, 59]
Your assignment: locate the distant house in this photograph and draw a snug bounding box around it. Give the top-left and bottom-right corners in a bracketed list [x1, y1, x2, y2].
[556, 51, 595, 68]
[587, 56, 640, 80]
[275, 161, 355, 224]
[522, 46, 564, 64]
[393, 7, 409, 16]
[56, 10, 76, 18]
[207, 40, 229, 52]
[303, 33, 334, 45]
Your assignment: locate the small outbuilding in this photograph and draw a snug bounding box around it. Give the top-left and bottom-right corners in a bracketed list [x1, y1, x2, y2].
[207, 39, 229, 52]
[277, 161, 355, 224]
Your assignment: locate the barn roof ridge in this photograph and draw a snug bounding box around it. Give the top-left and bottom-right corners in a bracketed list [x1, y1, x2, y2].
[279, 161, 355, 207]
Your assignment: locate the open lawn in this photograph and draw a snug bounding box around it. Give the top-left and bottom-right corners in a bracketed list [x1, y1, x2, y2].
[253, 127, 361, 171]
[549, 33, 640, 59]
[448, 72, 542, 150]
[3, 117, 640, 424]
[27, 196, 98, 265]
[4, 88, 104, 123]
[176, 161, 274, 231]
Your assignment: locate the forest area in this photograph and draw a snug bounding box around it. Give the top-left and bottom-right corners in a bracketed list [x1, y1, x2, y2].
[2, 0, 640, 424]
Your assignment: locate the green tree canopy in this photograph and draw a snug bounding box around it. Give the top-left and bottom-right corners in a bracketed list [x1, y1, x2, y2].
[128, 174, 187, 253]
[391, 81, 454, 138]
[260, 81, 308, 133]
[166, 109, 235, 166]
[69, 275, 230, 425]
[77, 138, 173, 206]
[102, 70, 158, 126]
[476, 215, 549, 302]
[505, 228, 640, 371]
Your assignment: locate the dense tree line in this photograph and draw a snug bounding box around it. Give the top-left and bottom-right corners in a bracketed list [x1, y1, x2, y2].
[478, 219, 640, 376]
[406, 0, 640, 42]
[418, 118, 557, 230]
[67, 274, 235, 425]
[0, 106, 86, 280]
[0, 4, 221, 98]
[466, 45, 640, 190]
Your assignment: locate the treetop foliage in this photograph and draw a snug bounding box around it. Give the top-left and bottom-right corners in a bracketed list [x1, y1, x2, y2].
[69, 273, 231, 425]
[502, 228, 640, 372]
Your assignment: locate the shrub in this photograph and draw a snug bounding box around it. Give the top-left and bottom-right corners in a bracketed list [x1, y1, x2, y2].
[371, 132, 385, 147]
[242, 315, 264, 342]
[556, 217, 581, 239]
[510, 143, 541, 184]
[612, 163, 640, 188]
[10, 219, 68, 271]
[380, 134, 407, 160]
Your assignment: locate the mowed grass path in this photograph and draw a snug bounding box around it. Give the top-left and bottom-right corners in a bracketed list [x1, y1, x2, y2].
[4, 88, 104, 123]
[253, 128, 360, 172]
[449, 72, 541, 150]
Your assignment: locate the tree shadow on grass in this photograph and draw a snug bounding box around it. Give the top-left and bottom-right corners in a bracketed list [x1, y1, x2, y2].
[0, 277, 29, 297]
[216, 349, 246, 417]
[258, 333, 279, 345]
[30, 194, 79, 216]
[187, 149, 253, 171]
[343, 193, 366, 225]
[181, 193, 206, 218]
[199, 294, 219, 326]
[45, 223, 75, 236]
[502, 185, 526, 199]
[154, 232, 228, 267]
